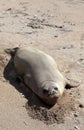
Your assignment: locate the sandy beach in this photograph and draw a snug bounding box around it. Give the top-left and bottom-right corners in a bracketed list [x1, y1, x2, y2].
[0, 0, 84, 130]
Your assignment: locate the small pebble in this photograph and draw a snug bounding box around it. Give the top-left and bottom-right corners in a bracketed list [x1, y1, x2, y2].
[79, 104, 84, 108]
[54, 35, 58, 38]
[62, 47, 66, 49]
[74, 113, 78, 117]
[74, 125, 79, 130]
[7, 8, 12, 11]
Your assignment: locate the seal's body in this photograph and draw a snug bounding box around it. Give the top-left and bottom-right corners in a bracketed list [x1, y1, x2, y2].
[5, 47, 71, 105]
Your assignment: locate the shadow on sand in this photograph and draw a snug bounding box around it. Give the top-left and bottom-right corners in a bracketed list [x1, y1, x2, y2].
[3, 57, 50, 109]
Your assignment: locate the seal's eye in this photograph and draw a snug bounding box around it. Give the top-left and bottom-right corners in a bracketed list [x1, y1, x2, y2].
[43, 88, 48, 94]
[54, 87, 58, 91]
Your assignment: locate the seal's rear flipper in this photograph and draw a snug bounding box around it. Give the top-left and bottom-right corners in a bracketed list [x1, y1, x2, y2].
[4, 47, 19, 57]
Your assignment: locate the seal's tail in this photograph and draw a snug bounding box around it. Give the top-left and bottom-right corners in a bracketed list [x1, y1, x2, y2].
[4, 47, 19, 57]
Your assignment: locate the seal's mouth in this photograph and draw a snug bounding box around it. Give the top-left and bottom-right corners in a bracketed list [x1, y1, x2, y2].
[48, 91, 60, 98]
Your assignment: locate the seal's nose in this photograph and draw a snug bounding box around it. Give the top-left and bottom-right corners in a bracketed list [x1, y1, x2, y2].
[48, 86, 60, 97]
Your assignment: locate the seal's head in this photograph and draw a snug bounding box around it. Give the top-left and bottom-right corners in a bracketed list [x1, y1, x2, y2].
[39, 81, 61, 106]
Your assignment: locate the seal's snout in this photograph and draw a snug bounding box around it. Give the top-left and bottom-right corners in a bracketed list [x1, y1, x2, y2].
[50, 86, 60, 97]
[43, 86, 60, 98]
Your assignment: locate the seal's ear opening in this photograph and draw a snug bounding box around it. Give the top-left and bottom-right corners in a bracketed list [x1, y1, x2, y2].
[4, 47, 19, 57]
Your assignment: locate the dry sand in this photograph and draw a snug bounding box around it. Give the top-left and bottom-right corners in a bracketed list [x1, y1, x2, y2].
[0, 0, 84, 130]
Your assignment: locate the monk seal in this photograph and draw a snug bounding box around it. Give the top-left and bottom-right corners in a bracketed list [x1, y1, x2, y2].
[5, 47, 77, 105]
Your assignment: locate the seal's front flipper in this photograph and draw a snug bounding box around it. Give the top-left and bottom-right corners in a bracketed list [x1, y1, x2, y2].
[65, 78, 80, 89]
[23, 74, 32, 86]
